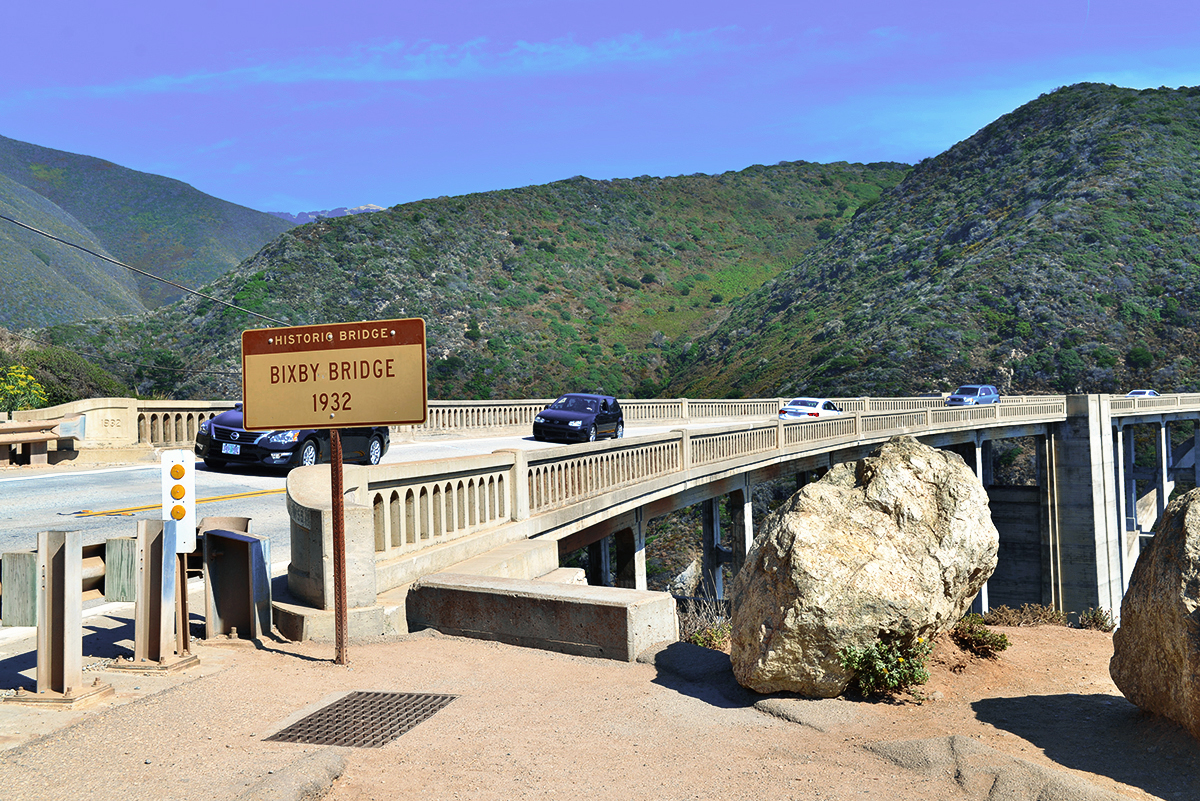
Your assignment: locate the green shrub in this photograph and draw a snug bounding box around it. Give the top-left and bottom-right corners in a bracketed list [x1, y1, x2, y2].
[952, 613, 1010, 657]
[1093, 346, 1118, 368]
[1127, 344, 1154, 369]
[838, 635, 933, 696]
[1077, 607, 1115, 632]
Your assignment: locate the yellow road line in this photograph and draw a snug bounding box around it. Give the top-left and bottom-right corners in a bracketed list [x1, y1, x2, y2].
[74, 488, 287, 517]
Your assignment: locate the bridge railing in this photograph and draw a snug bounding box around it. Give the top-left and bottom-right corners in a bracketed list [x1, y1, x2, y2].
[1109, 394, 1200, 416]
[526, 435, 683, 514]
[20, 392, 1200, 456]
[363, 452, 515, 566]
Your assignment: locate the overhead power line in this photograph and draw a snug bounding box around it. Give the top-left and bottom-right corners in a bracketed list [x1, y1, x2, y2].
[0, 212, 289, 326]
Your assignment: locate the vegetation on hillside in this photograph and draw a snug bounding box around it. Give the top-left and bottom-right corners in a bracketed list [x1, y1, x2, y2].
[40, 161, 907, 400]
[668, 84, 1200, 398]
[0, 328, 131, 407]
[0, 133, 293, 323]
[0, 173, 145, 328]
[21, 82, 1200, 407]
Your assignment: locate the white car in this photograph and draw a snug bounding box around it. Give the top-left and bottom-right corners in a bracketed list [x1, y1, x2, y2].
[1125, 389, 1160, 397]
[779, 397, 843, 419]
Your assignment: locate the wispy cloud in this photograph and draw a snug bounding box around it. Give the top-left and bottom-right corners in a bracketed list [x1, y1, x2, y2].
[23, 29, 736, 102]
[194, 138, 237, 154]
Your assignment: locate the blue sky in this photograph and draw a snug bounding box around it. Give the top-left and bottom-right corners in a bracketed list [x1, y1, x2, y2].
[3, 1, 1199, 213]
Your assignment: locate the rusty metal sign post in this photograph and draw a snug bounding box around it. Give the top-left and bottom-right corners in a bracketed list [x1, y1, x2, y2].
[241, 318, 427, 665]
[330, 431, 348, 664]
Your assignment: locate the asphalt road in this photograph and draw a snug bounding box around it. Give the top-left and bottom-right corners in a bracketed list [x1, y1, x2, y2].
[0, 422, 726, 559]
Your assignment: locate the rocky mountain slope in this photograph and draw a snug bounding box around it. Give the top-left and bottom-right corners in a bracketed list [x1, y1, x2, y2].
[268, 205, 386, 224]
[667, 83, 1200, 398]
[0, 134, 294, 323]
[44, 161, 906, 399]
[0, 172, 143, 329]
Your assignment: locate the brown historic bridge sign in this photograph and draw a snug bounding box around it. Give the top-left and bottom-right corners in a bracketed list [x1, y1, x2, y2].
[240, 318, 427, 431]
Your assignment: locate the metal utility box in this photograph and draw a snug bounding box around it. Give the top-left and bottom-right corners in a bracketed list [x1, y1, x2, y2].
[203, 530, 272, 641]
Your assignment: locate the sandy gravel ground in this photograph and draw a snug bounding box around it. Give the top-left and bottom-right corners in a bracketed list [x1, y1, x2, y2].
[0, 623, 1196, 801]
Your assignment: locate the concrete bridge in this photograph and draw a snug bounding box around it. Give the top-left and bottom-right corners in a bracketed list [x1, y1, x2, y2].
[12, 393, 1200, 654]
[264, 393, 1199, 644]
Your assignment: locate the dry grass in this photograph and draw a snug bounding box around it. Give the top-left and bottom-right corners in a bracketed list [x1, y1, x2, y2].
[983, 603, 1069, 627]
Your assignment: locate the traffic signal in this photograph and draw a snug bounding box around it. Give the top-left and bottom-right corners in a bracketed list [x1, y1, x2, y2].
[160, 449, 196, 553]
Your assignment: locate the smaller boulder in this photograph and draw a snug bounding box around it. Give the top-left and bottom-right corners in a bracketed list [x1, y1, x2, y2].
[668, 559, 702, 597]
[730, 436, 998, 696]
[1110, 488, 1200, 739]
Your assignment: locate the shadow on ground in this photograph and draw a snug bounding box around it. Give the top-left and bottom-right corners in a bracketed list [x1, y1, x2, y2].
[644, 641, 760, 709]
[973, 693, 1200, 799]
[0, 617, 137, 691]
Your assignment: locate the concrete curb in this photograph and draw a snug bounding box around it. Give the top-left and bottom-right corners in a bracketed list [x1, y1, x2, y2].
[237, 747, 348, 801]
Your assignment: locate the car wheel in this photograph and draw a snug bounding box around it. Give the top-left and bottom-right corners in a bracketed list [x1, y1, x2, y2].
[300, 439, 320, 467]
[614, 421, 624, 439]
[587, 425, 597, 442]
[204, 458, 226, 470]
[366, 435, 384, 465]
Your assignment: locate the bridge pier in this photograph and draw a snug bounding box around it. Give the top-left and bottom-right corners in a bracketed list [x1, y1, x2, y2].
[697, 477, 755, 600]
[1044, 395, 1124, 620]
[587, 538, 611, 586]
[613, 510, 647, 591]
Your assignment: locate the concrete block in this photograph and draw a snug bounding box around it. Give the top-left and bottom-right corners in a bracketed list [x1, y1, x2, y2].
[272, 599, 404, 642]
[535, 568, 587, 584]
[407, 572, 679, 661]
[442, 538, 559, 579]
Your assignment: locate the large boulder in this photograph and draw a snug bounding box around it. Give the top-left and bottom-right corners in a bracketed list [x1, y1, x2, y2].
[730, 436, 998, 696]
[1109, 488, 1200, 739]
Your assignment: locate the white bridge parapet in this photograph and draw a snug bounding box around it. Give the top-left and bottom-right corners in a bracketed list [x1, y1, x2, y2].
[284, 395, 1083, 613]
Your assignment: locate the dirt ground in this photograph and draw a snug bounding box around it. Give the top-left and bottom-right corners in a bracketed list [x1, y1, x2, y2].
[1, 622, 1196, 801]
[322, 625, 1199, 801]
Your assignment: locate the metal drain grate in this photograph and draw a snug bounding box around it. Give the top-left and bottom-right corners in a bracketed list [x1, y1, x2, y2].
[266, 691, 456, 747]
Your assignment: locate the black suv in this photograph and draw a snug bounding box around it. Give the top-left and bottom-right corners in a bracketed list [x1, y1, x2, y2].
[532, 393, 624, 443]
[195, 404, 390, 470]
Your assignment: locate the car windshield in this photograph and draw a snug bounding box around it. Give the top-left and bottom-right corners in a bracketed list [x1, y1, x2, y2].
[787, 399, 818, 408]
[954, 386, 980, 395]
[550, 395, 597, 413]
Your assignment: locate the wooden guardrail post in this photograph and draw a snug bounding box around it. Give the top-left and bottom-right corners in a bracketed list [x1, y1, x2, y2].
[4, 530, 114, 707]
[110, 519, 199, 674]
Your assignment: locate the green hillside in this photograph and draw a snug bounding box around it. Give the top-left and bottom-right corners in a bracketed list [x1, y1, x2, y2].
[0, 134, 293, 316]
[41, 161, 907, 399]
[0, 173, 145, 328]
[668, 83, 1200, 398]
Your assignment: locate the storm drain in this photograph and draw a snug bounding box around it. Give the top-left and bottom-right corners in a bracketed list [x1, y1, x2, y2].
[266, 691, 457, 748]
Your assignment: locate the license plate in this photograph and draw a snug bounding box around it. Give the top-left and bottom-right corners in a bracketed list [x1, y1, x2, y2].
[221, 443, 241, 455]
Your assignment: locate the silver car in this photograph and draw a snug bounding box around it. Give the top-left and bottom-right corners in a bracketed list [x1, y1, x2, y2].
[945, 385, 1000, 406]
[778, 398, 843, 419]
